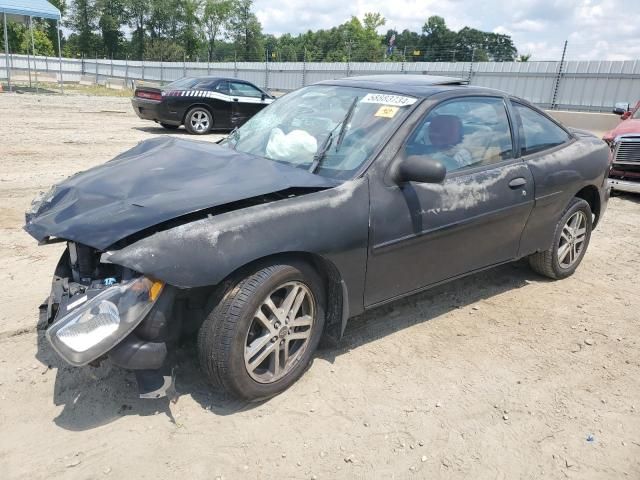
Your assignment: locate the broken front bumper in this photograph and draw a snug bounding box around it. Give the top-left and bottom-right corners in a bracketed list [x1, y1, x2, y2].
[609, 178, 640, 194]
[42, 248, 178, 398]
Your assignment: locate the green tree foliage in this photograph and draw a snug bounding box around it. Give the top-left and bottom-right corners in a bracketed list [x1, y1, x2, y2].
[1, 16, 56, 56]
[203, 0, 233, 60]
[227, 0, 263, 60]
[50, 2, 521, 63]
[180, 0, 203, 59]
[126, 0, 150, 60]
[43, 0, 67, 51]
[97, 0, 126, 58]
[66, 0, 98, 55]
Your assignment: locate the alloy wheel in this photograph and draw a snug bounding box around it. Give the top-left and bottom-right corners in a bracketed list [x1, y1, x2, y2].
[244, 281, 315, 384]
[190, 110, 210, 133]
[557, 210, 587, 268]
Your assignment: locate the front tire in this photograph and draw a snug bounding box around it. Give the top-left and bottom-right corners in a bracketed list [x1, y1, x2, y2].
[529, 197, 592, 279]
[198, 263, 325, 400]
[184, 107, 212, 135]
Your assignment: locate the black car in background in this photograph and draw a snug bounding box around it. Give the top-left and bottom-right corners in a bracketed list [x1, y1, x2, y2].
[131, 76, 275, 134]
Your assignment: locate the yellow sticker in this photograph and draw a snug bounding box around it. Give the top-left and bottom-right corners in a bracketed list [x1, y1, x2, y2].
[375, 105, 399, 118]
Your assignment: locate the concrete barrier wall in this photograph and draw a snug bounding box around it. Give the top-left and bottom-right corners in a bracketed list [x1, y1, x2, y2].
[3, 54, 640, 112]
[545, 110, 621, 136]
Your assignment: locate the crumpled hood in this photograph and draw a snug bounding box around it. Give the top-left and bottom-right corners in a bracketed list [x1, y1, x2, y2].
[24, 136, 337, 250]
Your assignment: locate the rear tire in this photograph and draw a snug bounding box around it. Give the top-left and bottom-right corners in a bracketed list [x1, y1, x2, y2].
[528, 197, 592, 279]
[184, 107, 212, 135]
[198, 263, 325, 401]
[160, 123, 179, 130]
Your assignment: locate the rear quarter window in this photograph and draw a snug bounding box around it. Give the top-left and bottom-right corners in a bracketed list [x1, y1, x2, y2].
[513, 102, 571, 155]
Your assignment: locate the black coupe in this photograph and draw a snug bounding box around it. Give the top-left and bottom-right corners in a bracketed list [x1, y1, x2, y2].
[26, 75, 610, 401]
[131, 76, 274, 134]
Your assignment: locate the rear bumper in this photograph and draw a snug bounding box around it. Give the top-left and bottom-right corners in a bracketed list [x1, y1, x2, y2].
[609, 178, 640, 194]
[131, 98, 181, 125]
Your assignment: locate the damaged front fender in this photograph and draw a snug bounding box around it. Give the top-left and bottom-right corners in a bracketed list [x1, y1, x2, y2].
[103, 179, 371, 320]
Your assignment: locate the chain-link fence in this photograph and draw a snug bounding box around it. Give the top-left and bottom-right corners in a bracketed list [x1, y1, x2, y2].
[2, 53, 640, 112]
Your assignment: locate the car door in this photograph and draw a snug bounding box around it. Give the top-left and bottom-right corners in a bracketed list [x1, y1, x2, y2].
[228, 81, 270, 127]
[365, 95, 535, 306]
[205, 80, 233, 129]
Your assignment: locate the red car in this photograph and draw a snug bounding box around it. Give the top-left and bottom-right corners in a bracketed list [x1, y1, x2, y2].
[604, 101, 640, 193]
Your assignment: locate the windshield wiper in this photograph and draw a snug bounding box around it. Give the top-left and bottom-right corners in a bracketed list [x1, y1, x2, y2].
[228, 127, 240, 149]
[309, 96, 359, 173]
[308, 128, 336, 172]
[334, 96, 359, 151]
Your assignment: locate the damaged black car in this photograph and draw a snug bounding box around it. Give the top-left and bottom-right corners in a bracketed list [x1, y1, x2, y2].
[25, 75, 611, 401]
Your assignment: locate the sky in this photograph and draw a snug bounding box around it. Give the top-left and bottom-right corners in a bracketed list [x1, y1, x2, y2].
[253, 0, 640, 61]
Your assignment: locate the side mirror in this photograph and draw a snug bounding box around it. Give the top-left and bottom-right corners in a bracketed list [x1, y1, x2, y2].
[261, 93, 267, 101]
[393, 155, 446, 185]
[613, 102, 630, 116]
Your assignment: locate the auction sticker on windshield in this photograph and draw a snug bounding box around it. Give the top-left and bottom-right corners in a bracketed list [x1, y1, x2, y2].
[360, 93, 417, 107]
[374, 106, 399, 118]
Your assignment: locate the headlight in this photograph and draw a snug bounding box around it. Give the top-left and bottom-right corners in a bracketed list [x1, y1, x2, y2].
[46, 277, 164, 366]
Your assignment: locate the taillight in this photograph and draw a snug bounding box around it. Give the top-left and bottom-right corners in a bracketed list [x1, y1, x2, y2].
[135, 90, 162, 101]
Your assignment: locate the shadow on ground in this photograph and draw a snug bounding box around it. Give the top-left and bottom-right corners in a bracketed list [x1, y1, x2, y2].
[611, 191, 640, 204]
[2, 85, 61, 94]
[35, 259, 540, 431]
[132, 125, 231, 136]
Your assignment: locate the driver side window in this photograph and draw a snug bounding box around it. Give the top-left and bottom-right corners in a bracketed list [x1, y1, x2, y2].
[405, 97, 514, 174]
[229, 81, 263, 98]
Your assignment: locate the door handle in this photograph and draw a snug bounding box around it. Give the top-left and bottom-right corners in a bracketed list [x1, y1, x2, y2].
[508, 177, 527, 189]
[233, 98, 239, 102]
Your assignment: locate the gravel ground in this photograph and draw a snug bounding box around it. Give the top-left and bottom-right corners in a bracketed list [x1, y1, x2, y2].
[0, 93, 639, 480]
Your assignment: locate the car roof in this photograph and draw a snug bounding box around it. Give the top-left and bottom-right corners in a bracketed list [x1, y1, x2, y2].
[318, 74, 503, 98]
[189, 76, 255, 83]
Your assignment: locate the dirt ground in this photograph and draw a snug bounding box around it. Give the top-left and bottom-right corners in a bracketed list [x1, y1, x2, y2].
[0, 93, 638, 480]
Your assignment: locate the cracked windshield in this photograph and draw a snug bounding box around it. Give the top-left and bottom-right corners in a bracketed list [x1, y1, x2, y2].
[224, 85, 416, 179]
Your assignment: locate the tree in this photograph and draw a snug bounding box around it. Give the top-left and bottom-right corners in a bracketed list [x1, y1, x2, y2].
[43, 0, 67, 51]
[484, 32, 517, 61]
[202, 0, 232, 60]
[125, 0, 150, 59]
[66, 0, 98, 56]
[227, 0, 263, 61]
[145, 37, 185, 61]
[20, 26, 56, 56]
[179, 0, 203, 59]
[97, 0, 126, 58]
[343, 14, 386, 62]
[518, 53, 532, 62]
[0, 20, 54, 56]
[421, 16, 457, 61]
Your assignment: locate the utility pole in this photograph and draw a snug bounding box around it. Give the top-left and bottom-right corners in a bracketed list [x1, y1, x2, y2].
[3, 12, 12, 91]
[264, 49, 269, 90]
[551, 40, 568, 110]
[234, 51, 238, 78]
[30, 16, 39, 93]
[302, 47, 307, 87]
